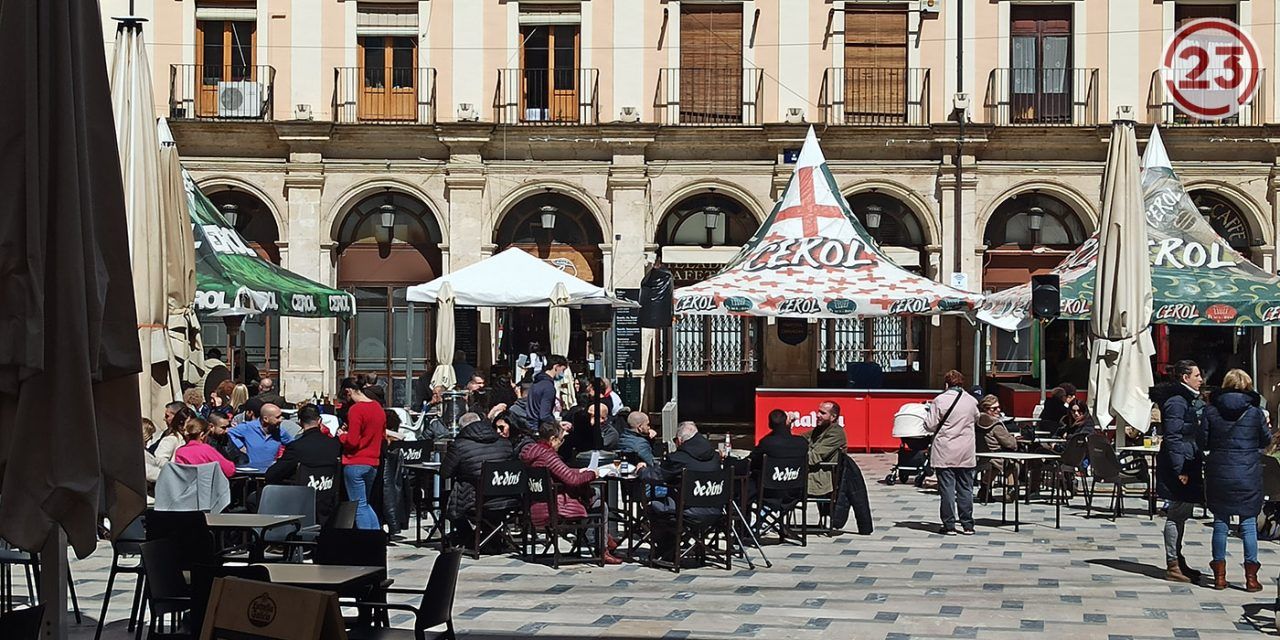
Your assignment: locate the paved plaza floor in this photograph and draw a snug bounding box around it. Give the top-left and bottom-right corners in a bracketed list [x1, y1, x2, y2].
[65, 454, 1280, 639]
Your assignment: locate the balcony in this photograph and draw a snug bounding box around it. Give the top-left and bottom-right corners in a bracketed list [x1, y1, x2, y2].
[169, 64, 275, 121]
[818, 67, 930, 125]
[494, 68, 599, 125]
[983, 68, 1099, 126]
[1147, 69, 1266, 126]
[655, 67, 763, 125]
[332, 67, 437, 124]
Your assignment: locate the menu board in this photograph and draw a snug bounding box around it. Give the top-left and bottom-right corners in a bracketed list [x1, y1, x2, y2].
[455, 306, 479, 366]
[614, 288, 642, 370]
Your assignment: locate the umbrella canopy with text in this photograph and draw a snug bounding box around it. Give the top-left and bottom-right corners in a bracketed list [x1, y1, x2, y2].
[186, 170, 355, 319]
[978, 127, 1280, 330]
[675, 128, 980, 318]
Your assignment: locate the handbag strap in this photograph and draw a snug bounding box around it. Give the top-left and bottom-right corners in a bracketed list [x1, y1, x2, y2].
[938, 389, 964, 428]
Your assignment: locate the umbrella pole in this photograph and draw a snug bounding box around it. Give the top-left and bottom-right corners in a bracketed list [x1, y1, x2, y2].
[1038, 320, 1047, 405]
[406, 300, 414, 408]
[345, 320, 352, 379]
[38, 529, 68, 640]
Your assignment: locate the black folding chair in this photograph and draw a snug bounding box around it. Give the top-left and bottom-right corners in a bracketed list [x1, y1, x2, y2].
[94, 516, 147, 640]
[456, 461, 525, 559]
[316, 528, 391, 626]
[650, 468, 734, 574]
[293, 462, 340, 529]
[137, 540, 193, 640]
[804, 459, 844, 535]
[348, 550, 462, 640]
[1055, 433, 1090, 505]
[1085, 434, 1150, 520]
[754, 456, 808, 546]
[522, 468, 605, 568]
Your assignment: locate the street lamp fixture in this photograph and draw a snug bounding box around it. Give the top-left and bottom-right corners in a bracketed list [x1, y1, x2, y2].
[220, 202, 240, 229]
[864, 203, 883, 230]
[539, 204, 559, 231]
[1026, 206, 1045, 232]
[702, 205, 723, 230]
[379, 194, 396, 229]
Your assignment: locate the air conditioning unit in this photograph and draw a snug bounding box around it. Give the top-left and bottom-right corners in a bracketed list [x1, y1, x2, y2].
[457, 102, 480, 122]
[1115, 104, 1135, 120]
[784, 107, 805, 124]
[294, 103, 313, 121]
[952, 92, 970, 115]
[919, 0, 941, 14]
[217, 81, 263, 118]
[619, 106, 641, 122]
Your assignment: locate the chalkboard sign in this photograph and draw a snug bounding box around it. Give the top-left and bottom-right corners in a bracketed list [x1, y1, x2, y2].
[455, 306, 479, 366]
[614, 288, 642, 370]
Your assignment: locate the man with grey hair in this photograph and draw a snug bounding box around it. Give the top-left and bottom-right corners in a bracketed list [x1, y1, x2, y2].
[441, 410, 515, 546]
[256, 376, 288, 409]
[618, 411, 657, 466]
[458, 412, 481, 429]
[637, 418, 724, 558]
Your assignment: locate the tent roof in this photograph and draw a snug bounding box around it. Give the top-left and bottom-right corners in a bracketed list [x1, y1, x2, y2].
[978, 126, 1280, 329]
[673, 127, 981, 318]
[407, 247, 632, 307]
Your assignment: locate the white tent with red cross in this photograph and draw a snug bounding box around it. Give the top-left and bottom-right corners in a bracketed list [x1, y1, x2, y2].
[674, 127, 981, 319]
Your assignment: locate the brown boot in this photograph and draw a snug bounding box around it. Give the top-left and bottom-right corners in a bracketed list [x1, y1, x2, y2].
[1210, 560, 1228, 590]
[1178, 556, 1202, 583]
[1166, 559, 1191, 583]
[1244, 561, 1263, 592]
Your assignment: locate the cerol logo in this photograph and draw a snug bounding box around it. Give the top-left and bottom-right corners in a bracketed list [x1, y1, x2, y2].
[1155, 303, 1199, 321]
[777, 297, 822, 314]
[306, 474, 334, 492]
[888, 297, 930, 314]
[1061, 298, 1091, 316]
[329, 294, 353, 314]
[692, 479, 724, 497]
[291, 294, 317, 314]
[1261, 305, 1280, 322]
[491, 470, 521, 487]
[675, 295, 716, 313]
[771, 466, 800, 482]
[202, 225, 258, 257]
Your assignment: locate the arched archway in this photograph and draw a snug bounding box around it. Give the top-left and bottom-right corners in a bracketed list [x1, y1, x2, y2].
[1188, 189, 1257, 252]
[656, 191, 758, 248]
[494, 189, 606, 371]
[333, 189, 445, 400]
[983, 191, 1092, 386]
[201, 186, 284, 378]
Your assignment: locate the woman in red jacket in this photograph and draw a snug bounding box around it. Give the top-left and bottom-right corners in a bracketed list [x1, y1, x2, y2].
[519, 421, 620, 564]
[338, 379, 386, 530]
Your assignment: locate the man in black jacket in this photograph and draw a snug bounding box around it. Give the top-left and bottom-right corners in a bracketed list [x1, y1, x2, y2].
[748, 410, 809, 506]
[529, 355, 568, 427]
[440, 413, 516, 540]
[264, 405, 340, 486]
[639, 421, 722, 518]
[207, 413, 248, 466]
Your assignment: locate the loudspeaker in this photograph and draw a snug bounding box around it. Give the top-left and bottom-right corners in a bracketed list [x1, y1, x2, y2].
[639, 267, 674, 328]
[1031, 274, 1060, 319]
[581, 304, 613, 329]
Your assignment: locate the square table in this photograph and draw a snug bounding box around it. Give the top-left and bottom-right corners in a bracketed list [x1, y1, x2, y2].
[206, 514, 303, 562]
[252, 563, 385, 594]
[976, 452, 1062, 532]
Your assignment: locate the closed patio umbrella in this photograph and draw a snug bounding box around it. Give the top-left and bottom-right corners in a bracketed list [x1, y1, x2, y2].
[430, 282, 457, 389]
[549, 282, 571, 357]
[158, 131, 204, 391]
[1088, 119, 1155, 440]
[0, 1, 148, 634]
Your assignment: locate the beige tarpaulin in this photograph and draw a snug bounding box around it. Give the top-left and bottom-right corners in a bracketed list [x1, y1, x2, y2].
[159, 134, 203, 390]
[1088, 120, 1155, 436]
[549, 283, 576, 410]
[430, 282, 457, 389]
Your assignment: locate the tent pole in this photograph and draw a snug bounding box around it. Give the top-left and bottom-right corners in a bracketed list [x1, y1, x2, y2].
[344, 320, 352, 379]
[405, 300, 414, 408]
[972, 323, 982, 389]
[1038, 320, 1047, 405]
[1251, 328, 1259, 379]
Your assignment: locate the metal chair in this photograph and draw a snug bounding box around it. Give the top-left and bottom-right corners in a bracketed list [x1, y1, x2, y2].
[347, 550, 462, 640]
[292, 462, 340, 528]
[805, 459, 844, 535]
[457, 461, 526, 559]
[1085, 434, 1150, 520]
[94, 516, 147, 640]
[521, 468, 605, 568]
[137, 539, 194, 639]
[0, 539, 80, 623]
[649, 468, 734, 573]
[753, 456, 808, 546]
[257, 484, 316, 561]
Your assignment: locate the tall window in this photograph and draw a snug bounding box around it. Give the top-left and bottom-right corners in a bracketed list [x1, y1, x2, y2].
[1010, 5, 1072, 123]
[356, 3, 419, 120]
[195, 2, 257, 117]
[520, 19, 581, 122]
[1172, 3, 1240, 124]
[680, 4, 743, 123]
[843, 4, 908, 122]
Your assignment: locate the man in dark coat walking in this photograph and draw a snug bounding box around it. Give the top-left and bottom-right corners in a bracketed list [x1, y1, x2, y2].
[1151, 359, 1204, 583]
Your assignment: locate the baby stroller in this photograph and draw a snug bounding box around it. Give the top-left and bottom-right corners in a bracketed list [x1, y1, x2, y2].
[885, 403, 932, 486]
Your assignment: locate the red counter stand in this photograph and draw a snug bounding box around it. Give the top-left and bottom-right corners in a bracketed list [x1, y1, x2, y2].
[754, 388, 942, 452]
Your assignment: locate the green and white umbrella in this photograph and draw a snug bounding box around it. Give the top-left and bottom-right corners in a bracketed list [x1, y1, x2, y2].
[185, 170, 355, 318]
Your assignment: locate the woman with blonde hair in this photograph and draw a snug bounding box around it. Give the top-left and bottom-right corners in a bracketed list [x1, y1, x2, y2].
[1200, 368, 1271, 591]
[230, 383, 250, 413]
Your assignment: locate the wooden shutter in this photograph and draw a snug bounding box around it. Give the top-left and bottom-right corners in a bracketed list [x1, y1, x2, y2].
[1175, 3, 1237, 28]
[844, 5, 908, 122]
[680, 4, 743, 123]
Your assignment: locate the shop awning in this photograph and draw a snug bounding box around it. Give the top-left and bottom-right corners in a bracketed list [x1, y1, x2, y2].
[978, 126, 1280, 330]
[674, 127, 981, 318]
[186, 170, 355, 318]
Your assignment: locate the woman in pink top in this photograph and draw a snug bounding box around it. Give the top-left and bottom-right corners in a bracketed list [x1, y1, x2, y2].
[173, 416, 237, 478]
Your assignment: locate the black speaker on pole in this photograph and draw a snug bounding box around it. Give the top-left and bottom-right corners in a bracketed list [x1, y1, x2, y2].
[1031, 274, 1061, 319]
[639, 267, 674, 328]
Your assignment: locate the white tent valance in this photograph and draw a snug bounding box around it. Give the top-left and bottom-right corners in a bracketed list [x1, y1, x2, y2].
[407, 247, 636, 308]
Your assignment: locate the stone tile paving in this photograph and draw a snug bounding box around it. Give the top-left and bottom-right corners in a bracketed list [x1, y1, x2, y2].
[65, 454, 1280, 639]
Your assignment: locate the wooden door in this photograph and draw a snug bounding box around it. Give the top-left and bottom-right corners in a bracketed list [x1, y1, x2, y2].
[1010, 5, 1072, 123]
[844, 5, 908, 122]
[520, 25, 580, 122]
[358, 36, 417, 121]
[196, 20, 256, 117]
[680, 4, 743, 123]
